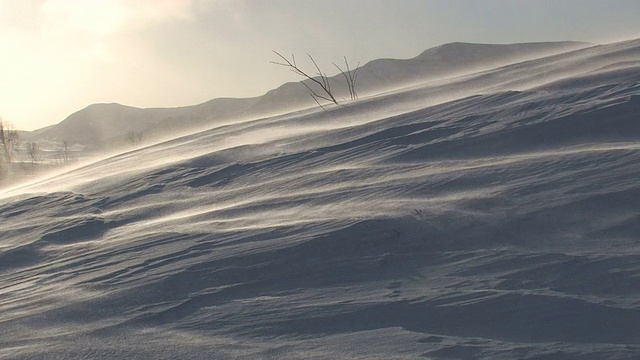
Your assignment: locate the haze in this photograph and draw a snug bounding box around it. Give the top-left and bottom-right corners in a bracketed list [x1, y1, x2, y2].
[1, 0, 640, 130]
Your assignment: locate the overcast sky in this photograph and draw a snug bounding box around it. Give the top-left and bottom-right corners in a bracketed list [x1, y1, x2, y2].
[2, 0, 640, 130]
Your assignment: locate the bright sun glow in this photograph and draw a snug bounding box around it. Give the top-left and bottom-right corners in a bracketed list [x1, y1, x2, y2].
[41, 0, 133, 36]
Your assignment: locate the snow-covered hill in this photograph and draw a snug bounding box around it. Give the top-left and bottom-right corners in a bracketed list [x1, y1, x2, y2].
[2, 38, 640, 359]
[28, 97, 261, 150]
[27, 41, 588, 150]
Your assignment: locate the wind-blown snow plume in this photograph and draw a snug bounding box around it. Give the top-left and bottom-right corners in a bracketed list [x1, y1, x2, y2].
[2, 38, 640, 359]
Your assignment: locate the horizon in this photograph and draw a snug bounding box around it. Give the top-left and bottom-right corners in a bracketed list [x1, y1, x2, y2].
[2, 0, 640, 131]
[18, 38, 601, 132]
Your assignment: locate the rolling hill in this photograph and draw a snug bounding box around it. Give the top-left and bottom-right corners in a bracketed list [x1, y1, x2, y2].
[2, 38, 640, 359]
[28, 41, 589, 149]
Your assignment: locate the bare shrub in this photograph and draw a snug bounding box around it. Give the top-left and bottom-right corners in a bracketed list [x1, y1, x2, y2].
[0, 117, 20, 164]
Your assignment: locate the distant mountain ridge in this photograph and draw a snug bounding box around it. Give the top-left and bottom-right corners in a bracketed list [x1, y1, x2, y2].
[27, 41, 590, 149]
[29, 97, 261, 149]
[358, 41, 589, 90]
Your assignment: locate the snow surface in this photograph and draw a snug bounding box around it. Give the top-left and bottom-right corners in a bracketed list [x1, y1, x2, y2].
[2, 38, 640, 359]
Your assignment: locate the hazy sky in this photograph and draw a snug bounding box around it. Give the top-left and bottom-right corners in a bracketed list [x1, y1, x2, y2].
[2, 0, 640, 130]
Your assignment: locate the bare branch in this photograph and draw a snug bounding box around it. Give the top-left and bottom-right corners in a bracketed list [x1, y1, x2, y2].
[333, 56, 360, 100]
[333, 62, 353, 99]
[300, 81, 334, 103]
[271, 50, 338, 107]
[351, 62, 360, 99]
[308, 93, 327, 111]
[348, 59, 360, 99]
[307, 54, 326, 87]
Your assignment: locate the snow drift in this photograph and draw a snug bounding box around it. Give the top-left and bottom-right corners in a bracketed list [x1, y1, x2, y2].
[2, 38, 640, 359]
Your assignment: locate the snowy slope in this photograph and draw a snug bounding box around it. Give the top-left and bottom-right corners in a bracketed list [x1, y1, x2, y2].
[1, 38, 640, 359]
[247, 41, 589, 115]
[27, 41, 587, 150]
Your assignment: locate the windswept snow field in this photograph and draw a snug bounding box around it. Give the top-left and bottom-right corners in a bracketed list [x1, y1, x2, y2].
[2, 38, 640, 359]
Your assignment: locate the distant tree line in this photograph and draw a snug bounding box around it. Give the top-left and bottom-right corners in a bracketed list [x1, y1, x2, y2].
[0, 117, 78, 183]
[0, 117, 20, 165]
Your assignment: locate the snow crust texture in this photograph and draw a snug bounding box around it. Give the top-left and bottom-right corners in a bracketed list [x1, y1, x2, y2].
[2, 38, 640, 359]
